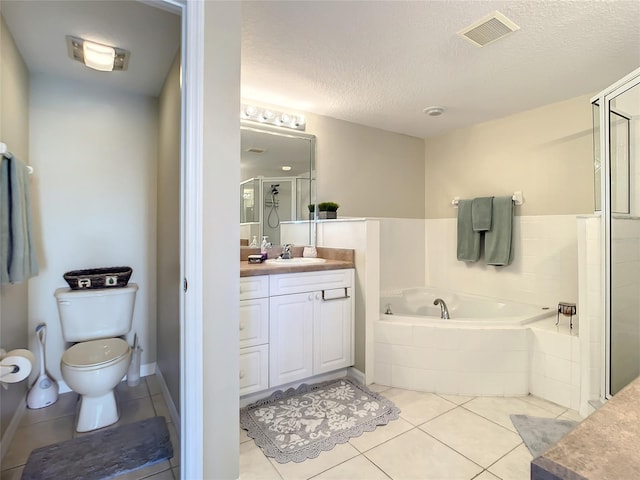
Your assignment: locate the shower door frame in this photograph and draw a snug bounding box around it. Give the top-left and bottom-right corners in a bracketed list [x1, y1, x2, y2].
[594, 67, 640, 400]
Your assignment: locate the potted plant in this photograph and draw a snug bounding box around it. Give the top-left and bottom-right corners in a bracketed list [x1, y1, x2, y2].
[308, 203, 315, 220]
[317, 201, 339, 219]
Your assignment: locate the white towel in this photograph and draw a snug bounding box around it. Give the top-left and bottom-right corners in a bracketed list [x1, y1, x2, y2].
[1, 154, 38, 284]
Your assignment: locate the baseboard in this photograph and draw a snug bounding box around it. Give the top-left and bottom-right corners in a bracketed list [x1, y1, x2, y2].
[347, 367, 365, 385]
[154, 366, 181, 432]
[0, 390, 27, 463]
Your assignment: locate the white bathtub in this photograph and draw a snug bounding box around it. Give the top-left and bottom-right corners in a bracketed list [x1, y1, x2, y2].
[381, 287, 553, 327]
[375, 287, 555, 396]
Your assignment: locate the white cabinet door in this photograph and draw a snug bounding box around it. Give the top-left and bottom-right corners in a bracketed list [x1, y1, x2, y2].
[313, 287, 353, 374]
[239, 345, 269, 396]
[239, 298, 269, 349]
[269, 292, 314, 387]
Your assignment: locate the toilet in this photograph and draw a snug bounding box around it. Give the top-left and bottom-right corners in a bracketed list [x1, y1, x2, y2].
[54, 284, 138, 432]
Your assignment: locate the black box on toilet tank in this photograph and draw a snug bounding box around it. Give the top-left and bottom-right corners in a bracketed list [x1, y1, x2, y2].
[63, 266, 132, 290]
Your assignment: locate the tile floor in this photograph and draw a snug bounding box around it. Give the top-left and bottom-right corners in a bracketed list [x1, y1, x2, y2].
[1, 375, 180, 480]
[239, 384, 584, 480]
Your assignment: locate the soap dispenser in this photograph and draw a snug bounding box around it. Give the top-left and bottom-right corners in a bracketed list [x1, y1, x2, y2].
[249, 236, 258, 247]
[260, 236, 269, 254]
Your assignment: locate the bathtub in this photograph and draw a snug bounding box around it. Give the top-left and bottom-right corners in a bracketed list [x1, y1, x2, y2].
[375, 287, 555, 396]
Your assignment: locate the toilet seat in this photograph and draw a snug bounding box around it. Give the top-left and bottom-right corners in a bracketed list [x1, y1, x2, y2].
[62, 338, 130, 369]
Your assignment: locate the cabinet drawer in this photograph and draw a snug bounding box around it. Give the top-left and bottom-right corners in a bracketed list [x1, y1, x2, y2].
[239, 298, 269, 348]
[270, 269, 353, 296]
[240, 275, 269, 300]
[239, 344, 269, 396]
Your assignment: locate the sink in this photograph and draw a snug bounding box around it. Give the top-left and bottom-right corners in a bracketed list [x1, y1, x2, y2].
[265, 258, 327, 265]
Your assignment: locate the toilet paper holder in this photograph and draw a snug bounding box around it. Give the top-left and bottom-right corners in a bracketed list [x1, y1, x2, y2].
[557, 302, 577, 329]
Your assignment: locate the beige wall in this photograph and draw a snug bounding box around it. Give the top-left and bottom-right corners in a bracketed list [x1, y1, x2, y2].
[203, 2, 241, 478]
[425, 94, 595, 218]
[28, 73, 158, 383]
[309, 115, 425, 218]
[156, 52, 181, 413]
[240, 104, 426, 219]
[0, 13, 30, 442]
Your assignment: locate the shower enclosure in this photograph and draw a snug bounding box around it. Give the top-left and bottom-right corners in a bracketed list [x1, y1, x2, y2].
[593, 67, 640, 397]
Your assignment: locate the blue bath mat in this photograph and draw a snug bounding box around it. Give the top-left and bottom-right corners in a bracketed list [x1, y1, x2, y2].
[21, 416, 173, 480]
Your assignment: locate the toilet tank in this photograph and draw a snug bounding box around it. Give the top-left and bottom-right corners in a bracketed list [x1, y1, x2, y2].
[54, 284, 138, 342]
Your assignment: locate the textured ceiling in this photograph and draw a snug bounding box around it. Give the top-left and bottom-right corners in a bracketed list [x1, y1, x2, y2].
[242, 1, 640, 138]
[2, 1, 638, 138]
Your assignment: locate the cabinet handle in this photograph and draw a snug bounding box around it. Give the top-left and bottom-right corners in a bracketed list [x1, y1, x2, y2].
[322, 288, 350, 301]
[240, 370, 245, 379]
[239, 323, 245, 331]
[308, 294, 313, 301]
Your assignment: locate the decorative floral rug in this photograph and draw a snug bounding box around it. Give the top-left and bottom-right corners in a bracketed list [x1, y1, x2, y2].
[240, 378, 400, 463]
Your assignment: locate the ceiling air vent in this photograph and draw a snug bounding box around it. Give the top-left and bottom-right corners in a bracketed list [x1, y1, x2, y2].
[458, 11, 520, 47]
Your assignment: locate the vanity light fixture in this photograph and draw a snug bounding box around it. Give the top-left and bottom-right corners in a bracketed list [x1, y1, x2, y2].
[66, 36, 130, 72]
[241, 104, 306, 131]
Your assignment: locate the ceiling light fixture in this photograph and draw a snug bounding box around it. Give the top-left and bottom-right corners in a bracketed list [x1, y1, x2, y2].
[423, 106, 445, 117]
[281, 166, 292, 171]
[66, 36, 130, 72]
[241, 104, 306, 131]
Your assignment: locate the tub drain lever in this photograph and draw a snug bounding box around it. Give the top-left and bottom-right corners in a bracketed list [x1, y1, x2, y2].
[557, 302, 576, 329]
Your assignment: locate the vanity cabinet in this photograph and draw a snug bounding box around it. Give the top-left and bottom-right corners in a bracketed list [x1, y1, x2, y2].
[239, 268, 354, 396]
[239, 276, 269, 396]
[269, 270, 354, 387]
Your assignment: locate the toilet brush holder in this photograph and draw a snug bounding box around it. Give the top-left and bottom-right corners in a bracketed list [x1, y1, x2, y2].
[127, 346, 142, 387]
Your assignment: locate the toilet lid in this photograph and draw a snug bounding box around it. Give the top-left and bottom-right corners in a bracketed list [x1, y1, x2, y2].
[62, 338, 130, 368]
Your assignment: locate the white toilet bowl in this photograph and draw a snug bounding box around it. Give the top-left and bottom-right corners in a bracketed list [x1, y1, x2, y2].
[61, 337, 131, 432]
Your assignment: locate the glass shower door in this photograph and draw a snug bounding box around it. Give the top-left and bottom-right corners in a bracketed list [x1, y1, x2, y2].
[606, 75, 640, 396]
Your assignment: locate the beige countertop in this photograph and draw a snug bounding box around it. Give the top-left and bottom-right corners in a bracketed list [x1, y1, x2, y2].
[532, 375, 640, 479]
[239, 246, 355, 277]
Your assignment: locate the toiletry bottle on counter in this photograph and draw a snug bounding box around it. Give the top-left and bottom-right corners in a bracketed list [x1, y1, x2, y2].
[260, 236, 269, 254]
[249, 236, 258, 247]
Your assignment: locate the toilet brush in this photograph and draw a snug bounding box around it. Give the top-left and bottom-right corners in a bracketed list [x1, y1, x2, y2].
[27, 323, 59, 409]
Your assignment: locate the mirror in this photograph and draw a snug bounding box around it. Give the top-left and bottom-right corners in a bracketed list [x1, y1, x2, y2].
[240, 121, 316, 247]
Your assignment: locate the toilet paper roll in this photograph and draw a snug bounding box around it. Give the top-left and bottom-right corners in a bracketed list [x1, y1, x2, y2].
[0, 350, 34, 383]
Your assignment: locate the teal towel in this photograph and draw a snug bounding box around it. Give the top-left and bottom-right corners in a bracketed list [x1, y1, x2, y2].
[485, 195, 514, 266]
[456, 199, 480, 262]
[472, 196, 493, 231]
[1, 154, 38, 284]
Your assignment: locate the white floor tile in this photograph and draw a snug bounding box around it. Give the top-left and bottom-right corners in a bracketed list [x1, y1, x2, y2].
[348, 417, 413, 453]
[473, 471, 500, 480]
[367, 384, 392, 393]
[269, 443, 360, 480]
[2, 415, 75, 470]
[519, 395, 567, 416]
[557, 409, 583, 422]
[420, 407, 522, 467]
[312, 455, 389, 480]
[463, 396, 557, 432]
[19, 392, 78, 427]
[0, 466, 24, 480]
[487, 443, 532, 480]
[240, 425, 252, 444]
[365, 429, 482, 480]
[437, 393, 475, 405]
[240, 441, 283, 480]
[382, 388, 456, 426]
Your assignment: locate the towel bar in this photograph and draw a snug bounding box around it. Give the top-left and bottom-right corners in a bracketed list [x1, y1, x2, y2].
[452, 191, 523, 207]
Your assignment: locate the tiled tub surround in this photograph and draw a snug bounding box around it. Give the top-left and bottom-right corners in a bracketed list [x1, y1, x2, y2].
[425, 215, 579, 310]
[375, 316, 581, 409]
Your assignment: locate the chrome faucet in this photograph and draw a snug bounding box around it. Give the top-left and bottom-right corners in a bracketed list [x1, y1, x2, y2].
[280, 244, 293, 259]
[433, 298, 450, 319]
